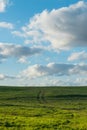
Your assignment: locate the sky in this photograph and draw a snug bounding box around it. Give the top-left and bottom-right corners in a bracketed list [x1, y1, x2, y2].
[0, 0, 87, 86]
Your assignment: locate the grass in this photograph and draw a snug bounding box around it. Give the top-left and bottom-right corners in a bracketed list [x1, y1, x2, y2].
[0, 86, 87, 129]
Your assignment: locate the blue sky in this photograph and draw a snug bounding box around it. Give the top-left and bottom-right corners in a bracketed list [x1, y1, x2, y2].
[0, 0, 87, 86]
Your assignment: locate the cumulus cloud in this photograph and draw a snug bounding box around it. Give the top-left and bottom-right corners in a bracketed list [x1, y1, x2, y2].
[12, 1, 87, 50]
[20, 62, 87, 79]
[75, 77, 87, 86]
[0, 43, 43, 63]
[0, 73, 16, 80]
[0, 74, 5, 80]
[0, 22, 14, 29]
[68, 51, 87, 61]
[24, 77, 72, 86]
[0, 54, 7, 63]
[0, 0, 10, 12]
[17, 56, 27, 64]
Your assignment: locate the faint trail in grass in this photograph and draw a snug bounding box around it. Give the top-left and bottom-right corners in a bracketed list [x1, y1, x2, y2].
[37, 90, 47, 104]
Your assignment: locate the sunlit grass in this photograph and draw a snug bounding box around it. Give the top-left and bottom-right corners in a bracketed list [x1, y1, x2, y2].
[0, 86, 87, 129]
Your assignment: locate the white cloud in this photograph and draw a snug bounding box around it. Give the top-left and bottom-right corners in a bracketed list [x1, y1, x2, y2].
[0, 22, 14, 29]
[19, 75, 87, 86]
[0, 54, 7, 63]
[0, 73, 16, 80]
[18, 56, 27, 64]
[0, 74, 5, 80]
[0, 0, 9, 12]
[68, 51, 87, 61]
[75, 77, 87, 86]
[0, 43, 43, 63]
[18, 76, 67, 86]
[20, 62, 87, 79]
[12, 1, 87, 50]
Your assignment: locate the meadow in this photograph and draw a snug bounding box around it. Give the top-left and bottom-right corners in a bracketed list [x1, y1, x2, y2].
[0, 86, 87, 130]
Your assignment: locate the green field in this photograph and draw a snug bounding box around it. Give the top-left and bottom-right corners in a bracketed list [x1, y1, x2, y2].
[0, 86, 87, 130]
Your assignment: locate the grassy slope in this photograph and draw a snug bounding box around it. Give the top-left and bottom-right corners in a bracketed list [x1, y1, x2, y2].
[0, 86, 87, 98]
[0, 86, 87, 130]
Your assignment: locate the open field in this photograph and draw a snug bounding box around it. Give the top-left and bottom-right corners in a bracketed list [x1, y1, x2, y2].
[0, 86, 87, 130]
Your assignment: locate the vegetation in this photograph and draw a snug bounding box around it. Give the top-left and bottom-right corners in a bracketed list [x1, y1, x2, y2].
[0, 86, 87, 130]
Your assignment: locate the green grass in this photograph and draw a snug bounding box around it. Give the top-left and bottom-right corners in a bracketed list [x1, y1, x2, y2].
[0, 86, 87, 129]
